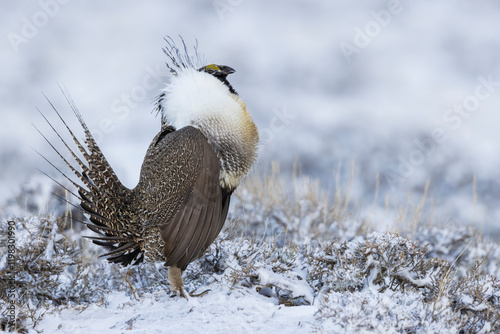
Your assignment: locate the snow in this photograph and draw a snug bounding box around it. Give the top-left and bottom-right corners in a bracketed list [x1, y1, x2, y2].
[43, 219, 59, 261]
[316, 288, 460, 334]
[2, 1, 500, 333]
[38, 289, 317, 334]
[256, 268, 314, 305]
[2, 196, 500, 332]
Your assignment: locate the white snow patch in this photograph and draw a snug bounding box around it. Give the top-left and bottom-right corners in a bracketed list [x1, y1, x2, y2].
[38, 287, 316, 334]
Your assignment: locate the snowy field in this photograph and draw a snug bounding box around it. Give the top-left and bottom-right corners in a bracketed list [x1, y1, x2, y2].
[2, 0, 500, 332]
[2, 176, 500, 333]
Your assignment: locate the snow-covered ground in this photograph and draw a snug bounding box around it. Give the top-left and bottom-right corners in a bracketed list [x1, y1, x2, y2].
[38, 290, 317, 334]
[2, 180, 500, 333]
[2, 174, 500, 333]
[2, 1, 500, 332]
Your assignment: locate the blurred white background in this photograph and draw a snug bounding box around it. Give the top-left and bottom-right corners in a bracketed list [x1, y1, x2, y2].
[2, 0, 500, 235]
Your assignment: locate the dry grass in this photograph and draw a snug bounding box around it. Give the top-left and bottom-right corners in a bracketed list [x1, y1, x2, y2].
[230, 161, 369, 245]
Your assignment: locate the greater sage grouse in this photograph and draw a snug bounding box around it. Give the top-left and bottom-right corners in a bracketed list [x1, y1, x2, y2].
[39, 39, 259, 297]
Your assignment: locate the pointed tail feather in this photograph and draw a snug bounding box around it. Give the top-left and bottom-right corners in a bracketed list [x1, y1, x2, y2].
[37, 90, 144, 266]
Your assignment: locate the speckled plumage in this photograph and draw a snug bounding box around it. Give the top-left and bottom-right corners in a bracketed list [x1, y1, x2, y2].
[40, 39, 259, 296]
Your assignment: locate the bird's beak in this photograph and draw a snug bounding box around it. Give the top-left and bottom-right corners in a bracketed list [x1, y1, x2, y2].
[219, 66, 235, 75]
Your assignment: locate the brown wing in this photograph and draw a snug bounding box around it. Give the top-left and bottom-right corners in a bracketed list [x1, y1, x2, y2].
[135, 126, 225, 269]
[161, 152, 222, 269]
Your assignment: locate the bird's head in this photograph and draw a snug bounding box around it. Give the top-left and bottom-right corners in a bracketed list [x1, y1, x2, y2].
[198, 63, 235, 77]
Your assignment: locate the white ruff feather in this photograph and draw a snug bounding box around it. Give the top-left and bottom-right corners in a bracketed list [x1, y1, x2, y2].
[161, 68, 242, 132]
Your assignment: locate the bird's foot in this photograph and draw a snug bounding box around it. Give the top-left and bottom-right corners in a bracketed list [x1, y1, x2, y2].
[179, 287, 190, 300]
[168, 266, 190, 300]
[169, 287, 190, 300]
[170, 287, 211, 299]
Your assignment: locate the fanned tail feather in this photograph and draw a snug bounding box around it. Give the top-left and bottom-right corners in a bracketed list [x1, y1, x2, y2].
[37, 88, 144, 266]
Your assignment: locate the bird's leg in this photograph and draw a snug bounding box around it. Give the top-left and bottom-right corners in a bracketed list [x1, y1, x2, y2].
[168, 265, 189, 299]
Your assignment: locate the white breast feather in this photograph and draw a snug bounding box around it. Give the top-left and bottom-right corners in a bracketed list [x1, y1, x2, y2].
[161, 68, 241, 132]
